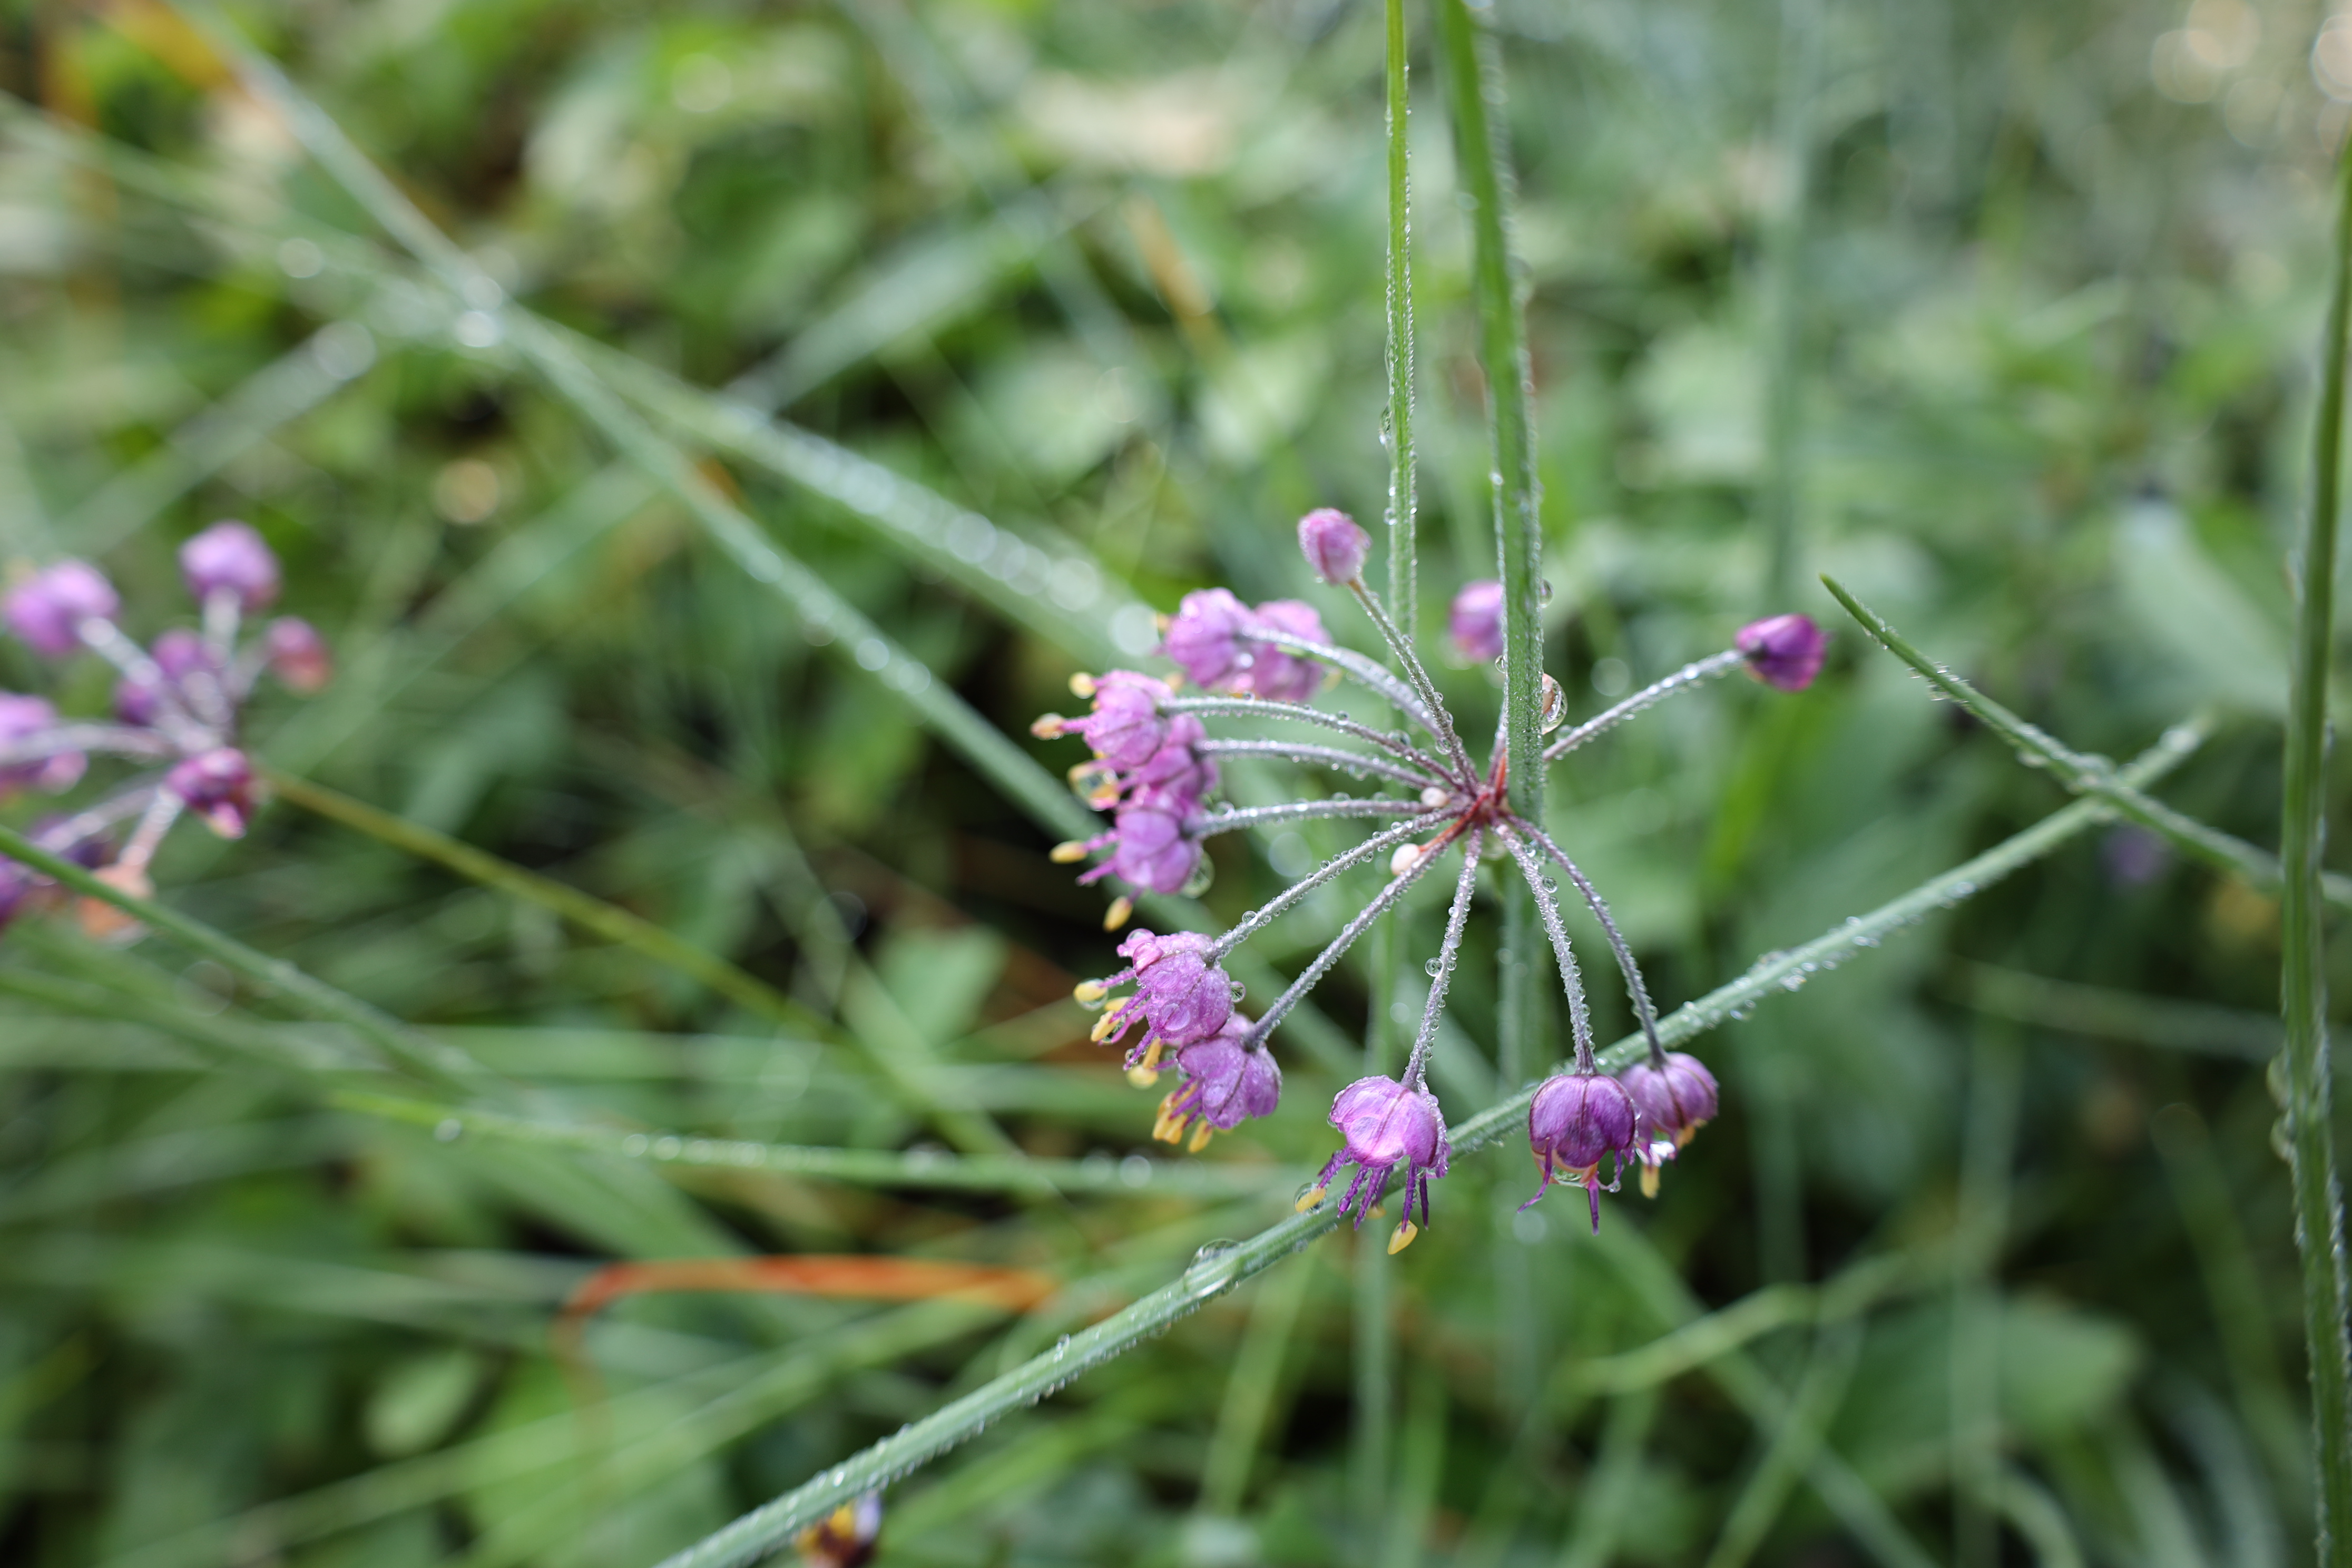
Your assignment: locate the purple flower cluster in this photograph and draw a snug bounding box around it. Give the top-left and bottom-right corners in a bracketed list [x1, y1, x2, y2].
[1027, 507, 1817, 1247]
[0, 521, 330, 937]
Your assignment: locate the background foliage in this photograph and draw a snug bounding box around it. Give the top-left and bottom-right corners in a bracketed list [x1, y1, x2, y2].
[0, 0, 2343, 1563]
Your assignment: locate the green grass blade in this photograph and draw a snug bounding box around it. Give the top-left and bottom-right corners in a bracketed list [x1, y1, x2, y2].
[1384, 0, 1417, 630]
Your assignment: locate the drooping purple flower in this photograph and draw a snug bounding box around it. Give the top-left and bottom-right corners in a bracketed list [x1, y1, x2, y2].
[1448, 580, 1505, 664]
[164, 747, 257, 839]
[1619, 1051, 1718, 1197]
[1309, 1074, 1449, 1252]
[1234, 599, 1328, 703]
[1736, 614, 1826, 692]
[1524, 1071, 1642, 1231]
[1160, 588, 1256, 690]
[1153, 1014, 1282, 1148]
[5, 561, 119, 658]
[1070, 795, 1203, 896]
[1297, 507, 1370, 585]
[264, 618, 333, 692]
[180, 521, 281, 612]
[1086, 928, 1236, 1068]
[1121, 714, 1218, 808]
[0, 692, 85, 797]
[1059, 670, 1171, 771]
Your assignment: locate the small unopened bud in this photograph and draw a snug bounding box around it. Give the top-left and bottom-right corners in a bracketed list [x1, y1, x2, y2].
[1297, 508, 1371, 585]
[1736, 613, 1827, 692]
[1390, 842, 1426, 877]
[1031, 714, 1067, 739]
[1068, 672, 1098, 698]
[180, 520, 281, 612]
[1419, 786, 1449, 808]
[1050, 840, 1090, 864]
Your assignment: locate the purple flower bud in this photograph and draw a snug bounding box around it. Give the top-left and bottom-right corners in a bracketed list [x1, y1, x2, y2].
[180, 521, 281, 612]
[164, 747, 257, 839]
[1062, 670, 1171, 771]
[263, 618, 333, 693]
[0, 692, 85, 797]
[1619, 1052, 1717, 1150]
[1309, 1075, 1449, 1249]
[1297, 507, 1370, 585]
[1154, 1015, 1282, 1148]
[1448, 580, 1505, 664]
[5, 561, 119, 658]
[1160, 588, 1256, 690]
[1525, 1071, 1642, 1231]
[1233, 599, 1328, 704]
[1090, 929, 1236, 1066]
[1736, 613, 1826, 693]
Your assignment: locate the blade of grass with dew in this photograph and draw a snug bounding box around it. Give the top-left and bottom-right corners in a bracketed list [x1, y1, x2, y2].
[2280, 104, 2352, 1557]
[640, 723, 2200, 1568]
[1822, 575, 2352, 911]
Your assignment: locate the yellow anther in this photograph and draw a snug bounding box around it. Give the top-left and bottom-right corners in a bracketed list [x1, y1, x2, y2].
[1103, 896, 1134, 932]
[1051, 840, 1090, 864]
[1387, 1220, 1420, 1255]
[1188, 1120, 1214, 1153]
[1130, 1064, 1164, 1089]
[1140, 1039, 1164, 1071]
[1031, 714, 1067, 739]
[1068, 672, 1098, 698]
[1073, 979, 1108, 1005]
[1639, 1162, 1661, 1199]
[1090, 1000, 1129, 1043]
[1295, 1185, 1329, 1213]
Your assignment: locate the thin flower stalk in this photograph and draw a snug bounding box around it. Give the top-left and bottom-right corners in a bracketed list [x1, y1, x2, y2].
[1193, 738, 1450, 792]
[1163, 695, 1462, 778]
[1498, 827, 1598, 1067]
[1512, 820, 1667, 1066]
[1208, 810, 1455, 957]
[1237, 624, 1435, 731]
[1194, 798, 1442, 836]
[1402, 829, 1484, 1087]
[1543, 650, 1747, 763]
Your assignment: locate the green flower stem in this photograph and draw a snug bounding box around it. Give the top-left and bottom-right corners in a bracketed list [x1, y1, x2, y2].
[2281, 103, 2352, 1566]
[1822, 575, 2352, 911]
[0, 822, 493, 1098]
[1384, 0, 1417, 631]
[336, 1094, 1302, 1200]
[647, 723, 2201, 1568]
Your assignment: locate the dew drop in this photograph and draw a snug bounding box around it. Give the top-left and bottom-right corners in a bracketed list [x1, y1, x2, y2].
[1425, 957, 1444, 977]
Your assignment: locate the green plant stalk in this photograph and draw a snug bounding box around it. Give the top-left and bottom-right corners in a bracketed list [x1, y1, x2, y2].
[1435, 0, 1542, 820]
[0, 822, 492, 1097]
[339, 1092, 1302, 1200]
[1759, 0, 1821, 607]
[264, 768, 823, 1033]
[1822, 575, 2352, 911]
[646, 723, 2202, 1568]
[1384, 0, 1417, 629]
[2281, 110, 2352, 1566]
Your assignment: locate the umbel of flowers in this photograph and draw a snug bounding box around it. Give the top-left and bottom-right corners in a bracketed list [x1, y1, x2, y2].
[0, 522, 331, 935]
[1032, 508, 1820, 1250]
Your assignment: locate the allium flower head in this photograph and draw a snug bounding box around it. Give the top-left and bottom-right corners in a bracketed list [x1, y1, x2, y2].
[1160, 588, 1257, 690]
[1525, 1071, 1642, 1231]
[5, 561, 119, 658]
[1152, 1015, 1281, 1149]
[0, 693, 86, 796]
[1308, 1075, 1449, 1253]
[1449, 580, 1505, 663]
[1736, 613, 1826, 692]
[1297, 507, 1370, 585]
[180, 521, 281, 612]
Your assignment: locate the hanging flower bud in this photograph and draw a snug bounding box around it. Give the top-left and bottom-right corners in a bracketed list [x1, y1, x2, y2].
[263, 618, 334, 693]
[4, 561, 119, 658]
[164, 748, 257, 839]
[179, 520, 281, 612]
[1234, 599, 1328, 703]
[1304, 1075, 1449, 1253]
[1160, 588, 1257, 690]
[1297, 507, 1370, 585]
[1153, 1015, 1282, 1150]
[1072, 793, 1204, 896]
[1524, 1071, 1642, 1232]
[1448, 580, 1505, 663]
[1090, 928, 1236, 1070]
[0, 693, 85, 796]
[1736, 614, 1826, 692]
[1619, 1051, 1719, 1196]
[1053, 669, 1172, 771]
